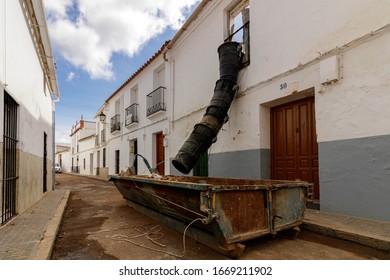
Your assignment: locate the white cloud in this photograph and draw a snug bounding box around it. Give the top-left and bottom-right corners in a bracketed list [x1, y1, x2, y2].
[55, 123, 72, 144]
[43, 0, 73, 19]
[44, 0, 200, 80]
[66, 71, 75, 81]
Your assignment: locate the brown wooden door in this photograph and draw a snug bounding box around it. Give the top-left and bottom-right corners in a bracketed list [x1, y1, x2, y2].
[271, 97, 319, 199]
[156, 132, 165, 175]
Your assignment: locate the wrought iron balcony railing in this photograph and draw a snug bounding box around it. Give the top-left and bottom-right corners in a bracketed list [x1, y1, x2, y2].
[147, 86, 166, 116]
[125, 103, 139, 126]
[110, 114, 121, 133]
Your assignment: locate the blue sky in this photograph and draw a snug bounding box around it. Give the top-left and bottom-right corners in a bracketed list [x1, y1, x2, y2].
[44, 0, 200, 143]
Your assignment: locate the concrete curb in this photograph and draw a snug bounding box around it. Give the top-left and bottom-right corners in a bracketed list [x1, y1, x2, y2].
[33, 190, 70, 260]
[301, 221, 390, 252]
[302, 209, 390, 252]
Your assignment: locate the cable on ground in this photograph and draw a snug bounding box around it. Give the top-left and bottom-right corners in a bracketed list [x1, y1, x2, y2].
[111, 217, 203, 258]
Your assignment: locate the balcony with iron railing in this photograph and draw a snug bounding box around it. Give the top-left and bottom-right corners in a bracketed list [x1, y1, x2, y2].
[111, 114, 121, 133]
[147, 86, 166, 117]
[125, 103, 139, 126]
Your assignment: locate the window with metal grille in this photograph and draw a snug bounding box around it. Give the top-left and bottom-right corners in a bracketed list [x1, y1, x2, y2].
[125, 103, 139, 126]
[2, 92, 18, 224]
[111, 114, 121, 133]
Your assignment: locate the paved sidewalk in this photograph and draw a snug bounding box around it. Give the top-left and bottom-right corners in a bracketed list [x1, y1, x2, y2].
[0, 189, 69, 260]
[0, 184, 389, 259]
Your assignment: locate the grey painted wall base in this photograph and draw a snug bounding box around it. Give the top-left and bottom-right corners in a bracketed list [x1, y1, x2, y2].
[208, 149, 262, 179]
[170, 149, 269, 179]
[319, 134, 390, 222]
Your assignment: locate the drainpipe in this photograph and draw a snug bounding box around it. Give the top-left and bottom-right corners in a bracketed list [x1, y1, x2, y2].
[172, 42, 243, 174]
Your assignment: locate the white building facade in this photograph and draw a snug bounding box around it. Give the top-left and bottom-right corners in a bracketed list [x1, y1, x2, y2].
[0, 0, 59, 224]
[78, 134, 95, 176]
[95, 43, 170, 177]
[70, 120, 95, 174]
[165, 0, 390, 222]
[55, 144, 71, 173]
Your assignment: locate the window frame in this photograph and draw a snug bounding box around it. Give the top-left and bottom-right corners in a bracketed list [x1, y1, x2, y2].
[225, 0, 250, 67]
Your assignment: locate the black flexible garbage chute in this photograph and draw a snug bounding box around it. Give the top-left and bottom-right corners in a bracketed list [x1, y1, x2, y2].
[172, 41, 243, 174]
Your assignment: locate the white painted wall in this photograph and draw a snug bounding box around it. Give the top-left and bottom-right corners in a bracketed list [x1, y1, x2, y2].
[79, 121, 96, 139]
[316, 34, 390, 142]
[0, 0, 59, 214]
[55, 146, 71, 173]
[168, 0, 390, 155]
[247, 0, 390, 87]
[1, 0, 54, 158]
[70, 121, 95, 172]
[57, 151, 71, 173]
[78, 135, 95, 175]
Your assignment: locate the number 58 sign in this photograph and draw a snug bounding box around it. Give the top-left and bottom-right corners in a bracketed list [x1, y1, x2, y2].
[280, 82, 287, 90]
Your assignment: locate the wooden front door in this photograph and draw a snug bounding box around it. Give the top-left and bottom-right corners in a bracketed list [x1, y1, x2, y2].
[271, 97, 319, 199]
[156, 132, 165, 175]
